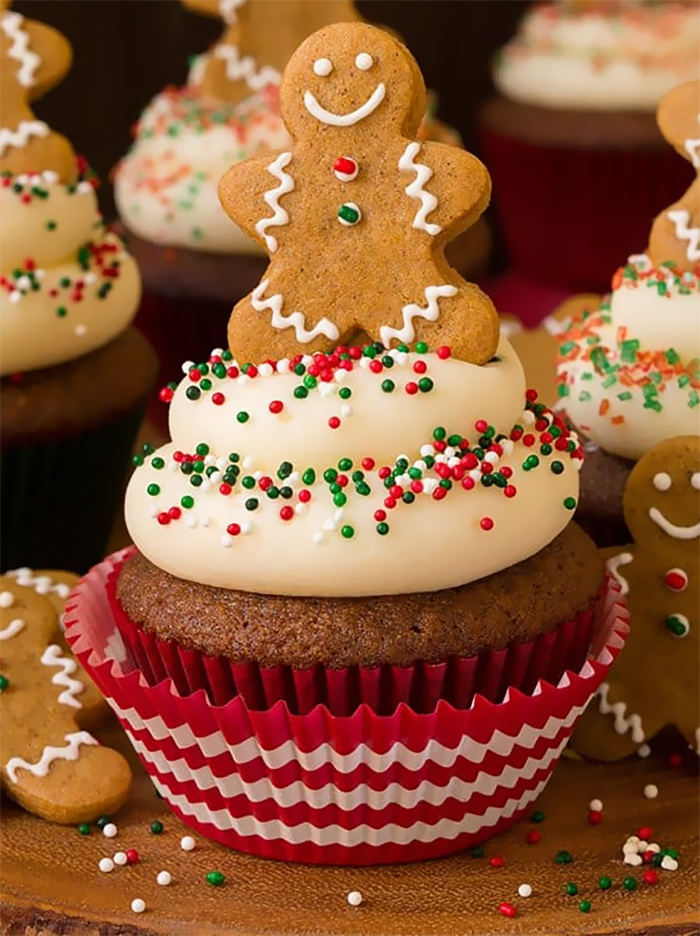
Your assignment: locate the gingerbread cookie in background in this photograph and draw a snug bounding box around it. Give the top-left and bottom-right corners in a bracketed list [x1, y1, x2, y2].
[573, 436, 699, 761]
[555, 79, 700, 549]
[0, 570, 132, 822]
[219, 23, 498, 364]
[479, 0, 699, 292]
[0, 4, 156, 573]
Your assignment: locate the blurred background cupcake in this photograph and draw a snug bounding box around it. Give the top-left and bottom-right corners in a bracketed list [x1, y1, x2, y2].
[480, 0, 699, 293]
[113, 0, 492, 429]
[556, 80, 699, 546]
[0, 4, 157, 572]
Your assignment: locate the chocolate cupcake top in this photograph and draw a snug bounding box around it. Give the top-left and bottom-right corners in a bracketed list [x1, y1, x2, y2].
[125, 22, 584, 599]
[493, 0, 699, 113]
[0, 6, 141, 377]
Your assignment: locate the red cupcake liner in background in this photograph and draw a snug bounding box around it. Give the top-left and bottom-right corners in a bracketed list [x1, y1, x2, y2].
[65, 551, 628, 865]
[106, 549, 601, 716]
[479, 127, 693, 294]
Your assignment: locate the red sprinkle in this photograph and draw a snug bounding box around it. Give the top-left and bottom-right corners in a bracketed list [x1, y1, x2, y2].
[219, 483, 232, 496]
[480, 517, 495, 531]
[637, 826, 653, 840]
[405, 381, 419, 395]
[475, 419, 488, 433]
[504, 485, 517, 498]
[374, 509, 387, 522]
[125, 849, 140, 864]
[159, 387, 174, 403]
[490, 856, 505, 868]
[499, 902, 517, 918]
[279, 506, 294, 521]
[212, 392, 225, 406]
[669, 753, 683, 767]
[167, 507, 181, 520]
[328, 416, 341, 429]
[588, 810, 603, 825]
[226, 523, 241, 536]
[362, 457, 375, 471]
[157, 513, 170, 526]
[298, 489, 311, 503]
[525, 830, 540, 845]
[642, 870, 659, 886]
[437, 345, 451, 360]
[269, 400, 284, 414]
[413, 360, 427, 374]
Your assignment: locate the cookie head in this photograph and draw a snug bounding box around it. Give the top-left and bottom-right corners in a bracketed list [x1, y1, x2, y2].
[280, 22, 426, 139]
[624, 436, 700, 553]
[656, 79, 700, 162]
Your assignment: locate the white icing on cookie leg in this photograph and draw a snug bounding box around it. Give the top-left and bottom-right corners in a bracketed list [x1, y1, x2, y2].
[380, 284, 458, 347]
[398, 142, 441, 236]
[597, 683, 645, 744]
[606, 552, 633, 595]
[1, 11, 40, 88]
[667, 209, 700, 262]
[251, 279, 340, 344]
[5, 731, 97, 784]
[255, 152, 294, 253]
[0, 120, 48, 156]
[40, 644, 84, 709]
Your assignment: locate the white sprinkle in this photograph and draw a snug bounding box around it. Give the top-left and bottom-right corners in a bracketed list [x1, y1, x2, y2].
[623, 842, 639, 855]
[180, 835, 195, 851]
[84, 272, 97, 284]
[156, 870, 172, 886]
[637, 840, 649, 853]
[644, 784, 659, 799]
[624, 853, 642, 866]
[99, 858, 114, 873]
[113, 851, 128, 866]
[347, 891, 363, 907]
[102, 823, 118, 838]
[149, 506, 159, 518]
[55, 583, 70, 598]
[75, 325, 87, 337]
[637, 743, 651, 758]
[318, 382, 334, 397]
[200, 516, 211, 528]
[420, 444, 435, 458]
[184, 514, 197, 528]
[661, 855, 678, 871]
[221, 534, 234, 548]
[312, 532, 324, 545]
[626, 836, 640, 844]
[258, 363, 273, 377]
[277, 358, 290, 374]
[240, 522, 252, 535]
[182, 360, 194, 374]
[589, 799, 603, 812]
[517, 884, 532, 898]
[322, 517, 337, 532]
[131, 898, 146, 914]
[340, 404, 353, 418]
[0, 592, 14, 608]
[523, 409, 535, 425]
[242, 457, 253, 469]
[647, 843, 661, 854]
[294, 503, 307, 516]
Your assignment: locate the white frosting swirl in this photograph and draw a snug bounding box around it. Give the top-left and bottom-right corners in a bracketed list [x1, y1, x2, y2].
[0, 170, 141, 376]
[558, 255, 700, 460]
[125, 337, 583, 597]
[494, 2, 699, 111]
[114, 87, 288, 254]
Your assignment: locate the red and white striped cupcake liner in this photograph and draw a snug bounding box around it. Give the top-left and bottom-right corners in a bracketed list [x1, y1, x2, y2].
[65, 550, 628, 865]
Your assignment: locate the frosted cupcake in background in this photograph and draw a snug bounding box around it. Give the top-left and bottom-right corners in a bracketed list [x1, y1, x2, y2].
[70, 23, 626, 866]
[480, 0, 699, 292]
[556, 80, 700, 547]
[0, 3, 156, 572]
[114, 0, 491, 419]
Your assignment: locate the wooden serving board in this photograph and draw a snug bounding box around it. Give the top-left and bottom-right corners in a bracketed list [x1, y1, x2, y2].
[1, 721, 698, 936]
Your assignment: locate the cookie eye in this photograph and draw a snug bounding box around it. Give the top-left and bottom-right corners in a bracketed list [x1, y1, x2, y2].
[355, 52, 374, 70]
[313, 58, 333, 77]
[653, 472, 672, 492]
[692, 473, 700, 491]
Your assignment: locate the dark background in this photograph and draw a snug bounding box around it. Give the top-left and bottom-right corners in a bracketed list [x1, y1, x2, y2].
[14, 0, 529, 218]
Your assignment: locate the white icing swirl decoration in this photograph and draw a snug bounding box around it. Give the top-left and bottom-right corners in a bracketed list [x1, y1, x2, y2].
[0, 163, 141, 376]
[125, 336, 583, 598]
[557, 255, 700, 460]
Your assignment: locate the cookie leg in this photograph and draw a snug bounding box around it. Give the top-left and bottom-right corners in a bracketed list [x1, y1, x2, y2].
[572, 702, 644, 762]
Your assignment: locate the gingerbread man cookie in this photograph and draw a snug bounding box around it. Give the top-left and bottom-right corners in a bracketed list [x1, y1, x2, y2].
[0, 0, 74, 182]
[573, 436, 700, 760]
[219, 22, 498, 365]
[184, 0, 360, 106]
[648, 80, 699, 272]
[0, 572, 132, 823]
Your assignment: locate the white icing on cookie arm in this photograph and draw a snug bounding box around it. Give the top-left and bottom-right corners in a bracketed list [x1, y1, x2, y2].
[41, 644, 84, 709]
[0, 120, 48, 157]
[398, 141, 441, 236]
[597, 683, 645, 744]
[380, 284, 457, 347]
[4, 731, 97, 784]
[667, 209, 700, 262]
[606, 552, 633, 595]
[255, 152, 294, 253]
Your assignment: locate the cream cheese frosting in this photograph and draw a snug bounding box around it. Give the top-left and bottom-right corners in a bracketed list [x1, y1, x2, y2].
[557, 255, 700, 461]
[494, 1, 700, 112]
[0, 167, 141, 376]
[125, 336, 583, 597]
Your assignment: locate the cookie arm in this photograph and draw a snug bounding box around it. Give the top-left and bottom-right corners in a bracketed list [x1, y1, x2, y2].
[218, 148, 295, 254]
[399, 141, 490, 240]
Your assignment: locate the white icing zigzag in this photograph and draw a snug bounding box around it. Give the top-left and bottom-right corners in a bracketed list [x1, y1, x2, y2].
[251, 279, 340, 344]
[213, 44, 281, 92]
[667, 209, 700, 262]
[41, 644, 84, 709]
[398, 142, 441, 236]
[0, 618, 24, 641]
[255, 152, 294, 253]
[606, 552, 633, 596]
[5, 731, 97, 784]
[380, 284, 458, 347]
[597, 682, 645, 744]
[1, 11, 40, 88]
[0, 120, 48, 157]
[218, 0, 246, 25]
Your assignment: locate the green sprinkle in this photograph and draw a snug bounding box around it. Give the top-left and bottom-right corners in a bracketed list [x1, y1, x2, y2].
[77, 822, 91, 835]
[598, 876, 612, 891]
[565, 883, 578, 896]
[339, 386, 352, 400]
[294, 385, 309, 399]
[665, 348, 681, 365]
[333, 492, 347, 507]
[356, 482, 371, 496]
[623, 877, 637, 892]
[415, 341, 428, 354]
[550, 460, 564, 475]
[229, 452, 240, 463]
[376, 522, 389, 535]
[96, 816, 111, 830]
[302, 468, 316, 486]
[555, 850, 573, 865]
[558, 384, 570, 398]
[236, 411, 249, 423]
[132, 454, 144, 467]
[185, 386, 201, 401]
[245, 497, 259, 511]
[563, 496, 577, 510]
[181, 495, 194, 509]
[56, 306, 67, 317]
[45, 219, 57, 231]
[303, 375, 317, 389]
[338, 458, 352, 471]
[433, 426, 446, 441]
[150, 820, 164, 834]
[381, 379, 395, 393]
[579, 900, 591, 913]
[418, 377, 434, 393]
[341, 525, 354, 539]
[617, 391, 633, 401]
[151, 457, 165, 470]
[578, 390, 592, 403]
[689, 390, 699, 409]
[241, 476, 255, 489]
[196, 443, 209, 456]
[620, 339, 640, 363]
[206, 871, 226, 887]
[190, 475, 203, 487]
[323, 468, 337, 484]
[146, 483, 160, 497]
[530, 811, 545, 823]
[559, 340, 576, 356]
[471, 845, 485, 858]
[522, 455, 539, 471]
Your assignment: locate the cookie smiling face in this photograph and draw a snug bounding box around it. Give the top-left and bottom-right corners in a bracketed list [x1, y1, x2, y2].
[625, 436, 700, 555]
[281, 22, 426, 137]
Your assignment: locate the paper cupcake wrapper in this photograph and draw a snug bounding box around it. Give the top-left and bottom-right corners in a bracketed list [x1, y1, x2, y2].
[65, 551, 628, 865]
[105, 549, 601, 716]
[479, 127, 691, 293]
[0, 408, 144, 574]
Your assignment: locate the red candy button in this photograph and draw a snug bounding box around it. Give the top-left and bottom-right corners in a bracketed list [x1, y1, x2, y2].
[333, 156, 359, 182]
[664, 568, 688, 592]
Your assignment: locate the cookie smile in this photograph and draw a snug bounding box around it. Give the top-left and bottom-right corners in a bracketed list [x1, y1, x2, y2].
[303, 83, 386, 127]
[649, 507, 700, 540]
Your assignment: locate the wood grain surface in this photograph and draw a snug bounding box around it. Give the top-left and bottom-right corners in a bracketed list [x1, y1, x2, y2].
[1, 720, 698, 936]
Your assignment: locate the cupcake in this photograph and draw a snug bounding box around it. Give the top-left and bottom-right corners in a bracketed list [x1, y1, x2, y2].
[480, 0, 699, 292]
[114, 0, 490, 422]
[0, 5, 156, 572]
[68, 23, 627, 865]
[556, 80, 700, 547]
